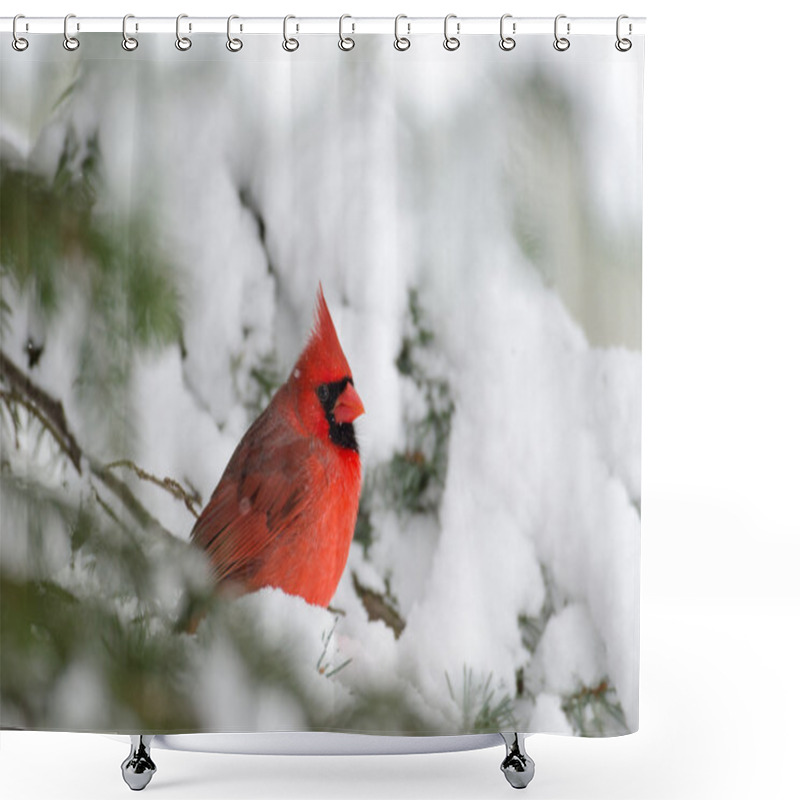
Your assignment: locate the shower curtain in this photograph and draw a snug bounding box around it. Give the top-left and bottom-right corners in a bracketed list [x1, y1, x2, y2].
[0, 23, 643, 739]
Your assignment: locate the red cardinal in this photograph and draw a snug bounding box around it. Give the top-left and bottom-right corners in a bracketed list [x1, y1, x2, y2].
[190, 286, 364, 608]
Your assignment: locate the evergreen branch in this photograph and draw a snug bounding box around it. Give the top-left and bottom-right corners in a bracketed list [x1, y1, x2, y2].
[0, 350, 82, 471]
[105, 459, 201, 519]
[0, 348, 178, 538]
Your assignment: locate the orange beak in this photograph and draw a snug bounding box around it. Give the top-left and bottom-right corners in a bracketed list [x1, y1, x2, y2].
[333, 382, 365, 424]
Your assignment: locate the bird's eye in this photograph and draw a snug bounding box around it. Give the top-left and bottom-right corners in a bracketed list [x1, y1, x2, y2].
[317, 384, 330, 404]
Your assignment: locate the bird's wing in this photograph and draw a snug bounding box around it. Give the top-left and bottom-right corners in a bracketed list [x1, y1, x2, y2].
[190, 411, 326, 588]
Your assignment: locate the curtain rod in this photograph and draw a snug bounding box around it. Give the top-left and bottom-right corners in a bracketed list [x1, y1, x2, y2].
[1, 16, 646, 37]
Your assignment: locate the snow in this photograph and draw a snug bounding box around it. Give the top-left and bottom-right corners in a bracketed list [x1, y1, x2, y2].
[1, 34, 641, 736]
[50, 660, 111, 730]
[529, 604, 605, 696]
[528, 693, 574, 735]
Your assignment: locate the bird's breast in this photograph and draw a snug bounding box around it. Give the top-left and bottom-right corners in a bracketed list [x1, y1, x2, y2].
[252, 445, 361, 607]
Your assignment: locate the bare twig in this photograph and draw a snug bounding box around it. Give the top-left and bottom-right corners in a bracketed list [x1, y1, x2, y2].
[89, 481, 125, 528]
[105, 459, 201, 519]
[352, 573, 406, 640]
[1, 389, 80, 470]
[89, 458, 165, 531]
[315, 617, 353, 678]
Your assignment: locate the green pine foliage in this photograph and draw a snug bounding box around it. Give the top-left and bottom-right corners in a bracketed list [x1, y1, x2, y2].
[0, 465, 373, 733]
[1, 130, 182, 346]
[387, 288, 454, 515]
[230, 347, 284, 424]
[561, 679, 628, 737]
[446, 667, 517, 734]
[335, 688, 434, 735]
[354, 288, 454, 554]
[352, 480, 376, 555]
[1, 128, 182, 455]
[351, 288, 454, 647]
[0, 472, 205, 731]
[1, 118, 198, 730]
[518, 565, 558, 656]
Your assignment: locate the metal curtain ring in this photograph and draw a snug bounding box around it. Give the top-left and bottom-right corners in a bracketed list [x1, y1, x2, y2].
[394, 14, 410, 51]
[338, 14, 355, 51]
[443, 13, 460, 51]
[553, 14, 570, 51]
[283, 15, 299, 52]
[615, 14, 632, 52]
[176, 13, 192, 51]
[122, 14, 138, 51]
[499, 13, 515, 51]
[63, 13, 80, 51]
[226, 15, 243, 51]
[12, 14, 29, 51]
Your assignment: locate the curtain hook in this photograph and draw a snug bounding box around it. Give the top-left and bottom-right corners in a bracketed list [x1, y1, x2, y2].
[63, 13, 80, 51]
[176, 13, 192, 51]
[122, 14, 138, 51]
[553, 14, 570, 51]
[615, 15, 632, 52]
[283, 15, 299, 52]
[12, 14, 29, 52]
[499, 13, 516, 51]
[443, 13, 460, 51]
[394, 14, 410, 51]
[226, 14, 243, 52]
[338, 14, 355, 51]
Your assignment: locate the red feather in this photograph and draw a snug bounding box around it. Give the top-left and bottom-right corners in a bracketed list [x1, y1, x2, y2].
[190, 286, 363, 609]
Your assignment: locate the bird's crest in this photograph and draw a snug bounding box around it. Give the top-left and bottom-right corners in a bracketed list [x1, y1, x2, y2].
[292, 285, 352, 385]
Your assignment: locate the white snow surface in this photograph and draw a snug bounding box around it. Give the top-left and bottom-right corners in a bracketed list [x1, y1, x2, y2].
[1, 35, 641, 736]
